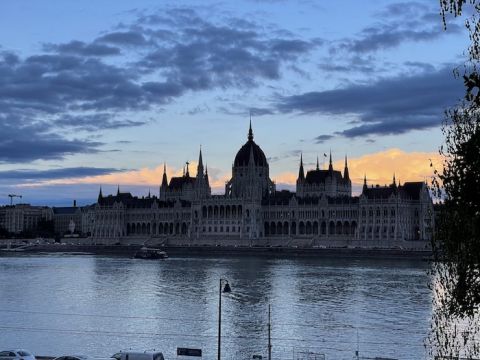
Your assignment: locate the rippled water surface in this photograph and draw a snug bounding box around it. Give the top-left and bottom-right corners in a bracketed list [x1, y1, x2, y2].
[0, 254, 431, 359]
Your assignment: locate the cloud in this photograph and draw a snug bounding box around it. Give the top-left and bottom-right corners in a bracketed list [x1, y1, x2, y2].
[335, 148, 442, 187]
[43, 41, 121, 56]
[14, 159, 232, 195]
[0, 9, 315, 163]
[277, 65, 463, 137]
[0, 167, 124, 183]
[271, 148, 443, 192]
[95, 31, 148, 46]
[0, 114, 102, 163]
[136, 9, 317, 89]
[55, 114, 149, 132]
[314, 135, 333, 144]
[331, 1, 462, 54]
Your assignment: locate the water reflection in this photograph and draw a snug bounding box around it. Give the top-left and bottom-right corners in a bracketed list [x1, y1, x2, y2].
[0, 254, 430, 359]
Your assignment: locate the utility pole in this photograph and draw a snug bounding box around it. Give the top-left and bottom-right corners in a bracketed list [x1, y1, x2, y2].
[218, 279, 222, 360]
[218, 279, 231, 360]
[268, 304, 272, 360]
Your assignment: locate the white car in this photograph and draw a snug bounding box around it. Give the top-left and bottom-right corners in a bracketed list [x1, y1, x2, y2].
[0, 350, 36, 360]
[53, 357, 112, 360]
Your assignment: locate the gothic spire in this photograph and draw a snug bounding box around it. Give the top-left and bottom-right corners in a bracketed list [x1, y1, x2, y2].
[344, 155, 350, 181]
[161, 163, 168, 187]
[98, 186, 103, 203]
[316, 155, 320, 170]
[205, 164, 210, 186]
[117, 184, 120, 196]
[298, 153, 305, 180]
[328, 150, 333, 172]
[198, 146, 203, 169]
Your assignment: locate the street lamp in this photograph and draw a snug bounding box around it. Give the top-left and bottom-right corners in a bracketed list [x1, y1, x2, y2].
[218, 278, 231, 360]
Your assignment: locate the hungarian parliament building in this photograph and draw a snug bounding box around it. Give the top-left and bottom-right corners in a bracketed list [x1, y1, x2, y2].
[92, 123, 434, 249]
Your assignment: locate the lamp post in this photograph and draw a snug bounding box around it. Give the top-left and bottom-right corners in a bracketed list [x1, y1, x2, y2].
[218, 278, 231, 360]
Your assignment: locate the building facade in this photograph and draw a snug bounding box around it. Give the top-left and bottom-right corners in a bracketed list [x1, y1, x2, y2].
[52, 201, 83, 236]
[91, 123, 434, 249]
[0, 204, 53, 234]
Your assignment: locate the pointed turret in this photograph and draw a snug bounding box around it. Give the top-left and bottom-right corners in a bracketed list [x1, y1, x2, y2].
[328, 151, 333, 172]
[344, 155, 350, 181]
[298, 153, 305, 180]
[98, 186, 103, 203]
[363, 174, 368, 192]
[316, 156, 320, 170]
[117, 184, 120, 196]
[197, 146, 204, 176]
[205, 164, 210, 186]
[392, 173, 397, 190]
[148, 189, 151, 198]
[161, 163, 168, 187]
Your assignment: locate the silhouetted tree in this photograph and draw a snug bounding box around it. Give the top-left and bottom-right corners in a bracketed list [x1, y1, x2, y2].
[37, 218, 55, 237]
[428, 1, 480, 358]
[0, 225, 9, 238]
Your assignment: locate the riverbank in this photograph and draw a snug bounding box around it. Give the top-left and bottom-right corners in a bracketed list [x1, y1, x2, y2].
[0, 243, 432, 259]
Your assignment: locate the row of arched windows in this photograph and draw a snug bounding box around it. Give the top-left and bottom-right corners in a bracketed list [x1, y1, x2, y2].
[201, 205, 243, 219]
[264, 221, 357, 236]
[126, 222, 189, 236]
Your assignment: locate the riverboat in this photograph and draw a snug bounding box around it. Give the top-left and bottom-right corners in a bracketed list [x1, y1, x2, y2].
[134, 247, 168, 260]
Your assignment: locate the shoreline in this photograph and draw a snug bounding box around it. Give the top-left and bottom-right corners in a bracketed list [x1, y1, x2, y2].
[0, 243, 432, 260]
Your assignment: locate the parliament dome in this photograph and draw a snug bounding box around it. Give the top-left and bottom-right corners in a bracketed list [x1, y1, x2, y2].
[233, 123, 268, 167]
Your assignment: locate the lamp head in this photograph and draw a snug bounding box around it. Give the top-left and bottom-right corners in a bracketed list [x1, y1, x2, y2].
[222, 281, 232, 293]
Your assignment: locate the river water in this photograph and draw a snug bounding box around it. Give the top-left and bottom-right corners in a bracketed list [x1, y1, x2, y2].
[0, 254, 431, 360]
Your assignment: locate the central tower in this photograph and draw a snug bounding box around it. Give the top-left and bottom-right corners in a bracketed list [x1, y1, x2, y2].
[225, 121, 275, 199]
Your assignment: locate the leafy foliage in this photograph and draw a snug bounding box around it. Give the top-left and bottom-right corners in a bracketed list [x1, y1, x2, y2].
[428, 1, 480, 358]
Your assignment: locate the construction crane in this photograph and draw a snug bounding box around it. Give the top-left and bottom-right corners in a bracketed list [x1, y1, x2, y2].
[8, 194, 22, 206]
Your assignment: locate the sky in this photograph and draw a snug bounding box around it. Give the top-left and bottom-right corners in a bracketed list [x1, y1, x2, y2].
[0, 0, 468, 206]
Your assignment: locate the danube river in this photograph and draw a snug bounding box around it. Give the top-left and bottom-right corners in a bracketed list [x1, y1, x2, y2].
[0, 254, 431, 359]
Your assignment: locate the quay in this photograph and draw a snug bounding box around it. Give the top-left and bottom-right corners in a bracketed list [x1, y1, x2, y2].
[0, 242, 432, 259]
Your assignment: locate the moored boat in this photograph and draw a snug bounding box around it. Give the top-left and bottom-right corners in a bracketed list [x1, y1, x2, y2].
[134, 247, 168, 259]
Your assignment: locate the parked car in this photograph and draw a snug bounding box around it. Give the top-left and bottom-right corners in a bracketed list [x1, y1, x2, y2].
[111, 351, 164, 360]
[0, 350, 36, 360]
[52, 356, 87, 360]
[53, 356, 112, 360]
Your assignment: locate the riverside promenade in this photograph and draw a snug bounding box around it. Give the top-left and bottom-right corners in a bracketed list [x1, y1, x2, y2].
[0, 241, 432, 259]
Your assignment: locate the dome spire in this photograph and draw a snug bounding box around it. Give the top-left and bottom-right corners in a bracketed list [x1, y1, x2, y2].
[248, 114, 254, 141]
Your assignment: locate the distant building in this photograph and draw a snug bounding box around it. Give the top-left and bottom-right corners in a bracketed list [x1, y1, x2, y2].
[90, 123, 434, 249]
[0, 204, 53, 234]
[52, 201, 83, 236]
[81, 204, 96, 236]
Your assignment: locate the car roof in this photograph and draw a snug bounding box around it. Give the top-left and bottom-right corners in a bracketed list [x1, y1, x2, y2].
[117, 351, 161, 354]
